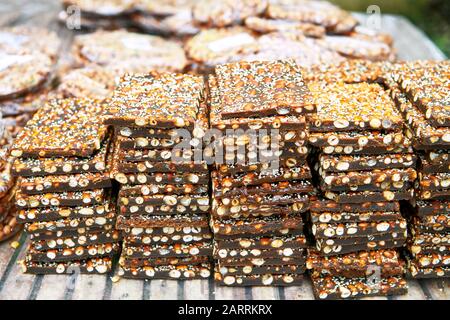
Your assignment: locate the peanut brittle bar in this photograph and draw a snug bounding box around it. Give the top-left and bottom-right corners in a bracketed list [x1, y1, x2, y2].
[11, 99, 108, 158]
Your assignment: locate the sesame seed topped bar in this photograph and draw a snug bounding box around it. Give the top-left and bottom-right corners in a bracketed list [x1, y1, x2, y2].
[307, 82, 403, 132]
[104, 72, 205, 128]
[214, 60, 314, 119]
[192, 0, 268, 28]
[72, 30, 188, 72]
[390, 85, 450, 149]
[396, 61, 450, 127]
[11, 98, 108, 158]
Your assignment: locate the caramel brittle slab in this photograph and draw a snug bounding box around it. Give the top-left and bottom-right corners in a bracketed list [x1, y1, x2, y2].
[104, 72, 205, 129]
[244, 16, 326, 38]
[397, 61, 450, 127]
[319, 168, 417, 192]
[392, 88, 450, 149]
[311, 219, 408, 239]
[12, 137, 111, 177]
[311, 274, 407, 299]
[119, 263, 212, 280]
[0, 51, 53, 100]
[122, 241, 213, 259]
[319, 153, 417, 173]
[412, 200, 450, 217]
[217, 264, 305, 277]
[116, 214, 209, 230]
[17, 201, 114, 223]
[310, 200, 400, 213]
[11, 99, 108, 158]
[211, 214, 303, 237]
[20, 257, 112, 275]
[62, 0, 136, 17]
[307, 82, 403, 132]
[26, 242, 120, 263]
[318, 36, 393, 62]
[119, 184, 208, 197]
[310, 210, 402, 224]
[18, 172, 112, 195]
[212, 165, 311, 189]
[307, 249, 404, 278]
[31, 230, 121, 251]
[73, 30, 187, 72]
[266, 0, 357, 30]
[214, 60, 314, 119]
[185, 26, 258, 66]
[214, 246, 305, 260]
[308, 131, 409, 149]
[208, 75, 307, 130]
[324, 189, 414, 203]
[192, 0, 267, 28]
[214, 269, 304, 286]
[15, 189, 107, 208]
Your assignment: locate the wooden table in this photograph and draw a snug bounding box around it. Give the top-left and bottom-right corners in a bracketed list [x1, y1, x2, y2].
[0, 0, 448, 300]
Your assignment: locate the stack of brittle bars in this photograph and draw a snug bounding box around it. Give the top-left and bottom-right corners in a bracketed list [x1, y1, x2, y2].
[208, 60, 315, 286]
[105, 71, 213, 280]
[12, 99, 119, 274]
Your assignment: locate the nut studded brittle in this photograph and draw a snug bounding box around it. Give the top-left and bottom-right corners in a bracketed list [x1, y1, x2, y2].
[266, 0, 357, 31]
[0, 51, 53, 100]
[308, 82, 403, 132]
[62, 0, 136, 17]
[244, 16, 326, 38]
[185, 27, 259, 68]
[303, 59, 385, 84]
[72, 30, 187, 72]
[318, 36, 393, 62]
[20, 257, 113, 275]
[307, 249, 405, 278]
[319, 153, 417, 172]
[311, 274, 408, 300]
[104, 72, 205, 128]
[390, 86, 450, 148]
[11, 99, 108, 158]
[209, 75, 307, 130]
[12, 138, 111, 177]
[192, 0, 268, 27]
[119, 263, 212, 280]
[214, 60, 315, 119]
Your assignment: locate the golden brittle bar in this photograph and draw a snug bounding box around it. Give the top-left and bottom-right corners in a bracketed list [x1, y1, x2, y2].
[11, 99, 108, 158]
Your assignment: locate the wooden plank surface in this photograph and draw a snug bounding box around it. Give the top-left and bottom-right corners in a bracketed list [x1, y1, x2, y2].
[0, 1, 448, 300]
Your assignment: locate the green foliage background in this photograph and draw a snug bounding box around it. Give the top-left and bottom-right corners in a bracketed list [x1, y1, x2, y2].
[331, 0, 450, 57]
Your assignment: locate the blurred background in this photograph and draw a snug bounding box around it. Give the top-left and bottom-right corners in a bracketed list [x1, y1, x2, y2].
[331, 0, 450, 56]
